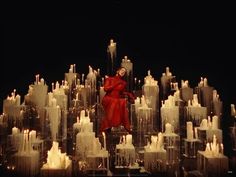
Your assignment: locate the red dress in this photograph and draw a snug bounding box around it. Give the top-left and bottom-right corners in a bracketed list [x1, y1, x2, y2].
[100, 75, 134, 132]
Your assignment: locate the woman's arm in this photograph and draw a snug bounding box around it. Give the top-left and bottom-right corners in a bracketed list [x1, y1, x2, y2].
[122, 91, 136, 104]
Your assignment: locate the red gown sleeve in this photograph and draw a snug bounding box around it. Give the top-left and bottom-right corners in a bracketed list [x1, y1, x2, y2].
[122, 91, 136, 104]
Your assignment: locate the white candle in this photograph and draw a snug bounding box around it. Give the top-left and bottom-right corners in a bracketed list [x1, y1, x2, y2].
[208, 116, 212, 128]
[123, 135, 126, 144]
[52, 83, 54, 91]
[73, 64, 76, 73]
[51, 98, 57, 107]
[35, 74, 39, 84]
[69, 64, 73, 73]
[30, 130, 37, 142]
[126, 134, 132, 145]
[82, 74, 85, 84]
[194, 127, 198, 139]
[205, 143, 211, 153]
[231, 104, 235, 116]
[221, 143, 224, 154]
[55, 81, 60, 90]
[201, 119, 208, 129]
[76, 93, 79, 100]
[187, 121, 193, 140]
[165, 123, 172, 134]
[12, 127, 18, 135]
[212, 115, 218, 129]
[40, 78, 45, 85]
[102, 132, 106, 150]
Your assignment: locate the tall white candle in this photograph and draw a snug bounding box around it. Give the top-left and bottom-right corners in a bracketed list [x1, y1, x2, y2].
[102, 132, 106, 150]
[231, 104, 235, 117]
[126, 134, 132, 145]
[194, 127, 198, 139]
[221, 143, 224, 154]
[165, 123, 172, 134]
[82, 74, 85, 85]
[12, 127, 18, 135]
[73, 64, 76, 73]
[200, 119, 208, 129]
[187, 121, 193, 140]
[212, 115, 218, 129]
[30, 130, 37, 142]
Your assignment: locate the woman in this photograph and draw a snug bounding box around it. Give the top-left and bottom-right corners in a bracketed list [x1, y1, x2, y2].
[100, 67, 135, 133]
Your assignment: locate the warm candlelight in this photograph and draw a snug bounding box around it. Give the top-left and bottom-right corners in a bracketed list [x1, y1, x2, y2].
[102, 132, 106, 150]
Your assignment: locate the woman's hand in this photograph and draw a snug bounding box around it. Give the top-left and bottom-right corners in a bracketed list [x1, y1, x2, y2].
[123, 91, 136, 104]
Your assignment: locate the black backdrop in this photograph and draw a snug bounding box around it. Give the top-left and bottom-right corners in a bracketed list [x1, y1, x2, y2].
[2, 14, 234, 117]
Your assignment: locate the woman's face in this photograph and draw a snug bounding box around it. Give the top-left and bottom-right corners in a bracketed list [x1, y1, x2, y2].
[118, 68, 126, 77]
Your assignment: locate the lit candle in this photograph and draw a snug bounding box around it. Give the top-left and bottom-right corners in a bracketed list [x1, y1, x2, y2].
[69, 64, 73, 73]
[208, 116, 212, 128]
[126, 134, 132, 145]
[231, 104, 235, 117]
[187, 121, 193, 140]
[102, 132, 106, 150]
[138, 79, 141, 89]
[165, 123, 172, 134]
[30, 130, 37, 142]
[55, 81, 60, 90]
[200, 119, 208, 129]
[212, 115, 218, 129]
[123, 135, 126, 144]
[12, 127, 18, 135]
[221, 143, 224, 154]
[73, 64, 76, 73]
[134, 77, 137, 90]
[52, 83, 54, 92]
[35, 74, 39, 84]
[194, 127, 198, 139]
[205, 143, 211, 153]
[82, 74, 85, 85]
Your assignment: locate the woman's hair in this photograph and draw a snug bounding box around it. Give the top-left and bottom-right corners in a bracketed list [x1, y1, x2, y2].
[116, 66, 127, 72]
[116, 66, 127, 78]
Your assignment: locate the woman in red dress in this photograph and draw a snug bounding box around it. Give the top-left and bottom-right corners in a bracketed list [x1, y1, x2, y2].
[100, 67, 135, 133]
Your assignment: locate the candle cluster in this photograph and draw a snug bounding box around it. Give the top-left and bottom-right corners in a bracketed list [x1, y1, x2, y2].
[200, 115, 219, 130]
[144, 70, 158, 86]
[161, 95, 176, 108]
[145, 132, 165, 152]
[75, 110, 107, 160]
[181, 80, 189, 88]
[198, 77, 208, 87]
[73, 110, 93, 133]
[188, 94, 201, 107]
[205, 135, 224, 156]
[116, 134, 135, 166]
[10, 128, 38, 153]
[5, 89, 21, 106]
[44, 141, 71, 169]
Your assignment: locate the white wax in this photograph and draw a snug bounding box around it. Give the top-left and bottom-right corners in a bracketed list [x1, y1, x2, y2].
[201, 119, 208, 129]
[102, 132, 106, 150]
[187, 121, 193, 140]
[51, 98, 57, 107]
[212, 115, 218, 129]
[30, 130, 37, 142]
[12, 127, 19, 135]
[194, 127, 198, 139]
[165, 123, 172, 134]
[126, 134, 132, 145]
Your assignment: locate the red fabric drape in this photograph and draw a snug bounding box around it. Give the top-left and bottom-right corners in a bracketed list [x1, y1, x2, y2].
[100, 75, 132, 132]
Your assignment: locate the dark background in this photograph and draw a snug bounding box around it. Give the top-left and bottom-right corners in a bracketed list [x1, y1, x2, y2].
[2, 9, 234, 115]
[1, 3, 236, 173]
[1, 3, 235, 160]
